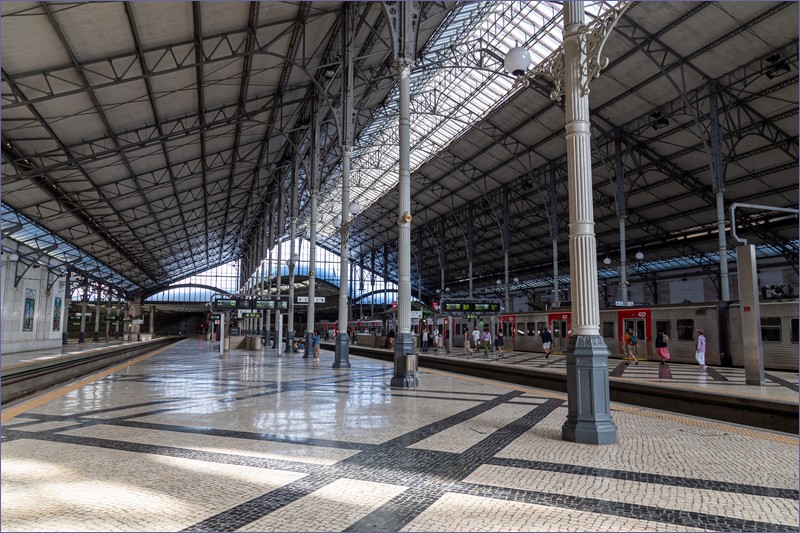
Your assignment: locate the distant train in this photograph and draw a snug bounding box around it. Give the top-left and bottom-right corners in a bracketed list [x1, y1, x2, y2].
[443, 299, 798, 371]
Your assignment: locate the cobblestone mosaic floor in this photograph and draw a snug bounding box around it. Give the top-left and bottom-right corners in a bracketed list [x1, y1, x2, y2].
[2, 338, 797, 532]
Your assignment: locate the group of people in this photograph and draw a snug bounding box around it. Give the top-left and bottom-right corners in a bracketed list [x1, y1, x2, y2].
[456, 326, 507, 359]
[624, 327, 706, 369]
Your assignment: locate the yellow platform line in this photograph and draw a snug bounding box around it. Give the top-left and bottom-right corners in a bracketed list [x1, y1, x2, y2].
[1, 341, 182, 423]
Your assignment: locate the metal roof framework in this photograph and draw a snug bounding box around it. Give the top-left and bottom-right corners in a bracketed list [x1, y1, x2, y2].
[2, 1, 797, 303]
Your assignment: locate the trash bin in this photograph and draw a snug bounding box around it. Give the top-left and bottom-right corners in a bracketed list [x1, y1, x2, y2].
[251, 336, 262, 350]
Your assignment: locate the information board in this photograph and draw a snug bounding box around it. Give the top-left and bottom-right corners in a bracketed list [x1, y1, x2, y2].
[213, 298, 237, 311]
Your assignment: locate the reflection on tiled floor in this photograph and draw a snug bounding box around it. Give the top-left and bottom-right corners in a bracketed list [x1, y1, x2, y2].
[2, 338, 798, 532]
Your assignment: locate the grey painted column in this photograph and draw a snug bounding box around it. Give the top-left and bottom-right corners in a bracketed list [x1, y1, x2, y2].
[79, 283, 88, 343]
[502, 188, 510, 312]
[391, 56, 417, 387]
[115, 293, 122, 338]
[370, 249, 375, 318]
[62, 273, 71, 345]
[334, 145, 353, 368]
[275, 192, 284, 356]
[560, 0, 617, 445]
[305, 103, 320, 358]
[736, 244, 765, 385]
[149, 305, 155, 334]
[467, 204, 474, 299]
[709, 81, 729, 301]
[93, 283, 101, 342]
[105, 296, 111, 341]
[287, 152, 298, 353]
[265, 211, 273, 345]
[613, 136, 628, 304]
[334, 5, 355, 369]
[548, 163, 560, 307]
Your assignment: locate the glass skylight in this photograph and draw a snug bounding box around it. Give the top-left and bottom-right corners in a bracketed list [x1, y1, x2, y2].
[310, 1, 618, 241]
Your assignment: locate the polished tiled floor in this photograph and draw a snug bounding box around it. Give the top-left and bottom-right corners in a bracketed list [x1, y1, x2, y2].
[2, 338, 798, 532]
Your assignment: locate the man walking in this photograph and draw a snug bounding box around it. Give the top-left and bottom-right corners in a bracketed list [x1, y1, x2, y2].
[540, 327, 553, 358]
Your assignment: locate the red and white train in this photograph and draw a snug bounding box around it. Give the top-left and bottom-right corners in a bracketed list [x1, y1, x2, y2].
[445, 299, 798, 371]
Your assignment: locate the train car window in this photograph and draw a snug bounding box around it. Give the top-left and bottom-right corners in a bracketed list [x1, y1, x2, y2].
[656, 320, 671, 337]
[602, 322, 614, 338]
[791, 318, 798, 344]
[455, 324, 462, 336]
[677, 319, 694, 341]
[761, 317, 782, 343]
[537, 322, 547, 333]
[517, 322, 526, 336]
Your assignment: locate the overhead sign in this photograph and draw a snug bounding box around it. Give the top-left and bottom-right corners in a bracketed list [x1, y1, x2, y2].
[212, 298, 237, 311]
[240, 312, 261, 318]
[296, 296, 325, 303]
[410, 310, 422, 319]
[439, 299, 502, 316]
[254, 299, 288, 310]
[132, 319, 144, 325]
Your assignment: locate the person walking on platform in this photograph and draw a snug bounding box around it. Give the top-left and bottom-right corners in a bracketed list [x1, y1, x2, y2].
[472, 325, 481, 352]
[312, 330, 321, 360]
[463, 328, 473, 357]
[421, 327, 429, 352]
[695, 328, 707, 369]
[481, 327, 492, 358]
[432, 327, 440, 352]
[495, 328, 505, 358]
[624, 327, 639, 365]
[655, 329, 671, 364]
[540, 327, 553, 358]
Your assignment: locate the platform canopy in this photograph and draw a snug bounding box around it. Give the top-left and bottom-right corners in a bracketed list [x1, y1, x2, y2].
[2, 1, 797, 298]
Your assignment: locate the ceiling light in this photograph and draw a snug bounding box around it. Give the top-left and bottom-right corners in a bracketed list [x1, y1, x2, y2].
[765, 53, 790, 79]
[603, 256, 611, 265]
[635, 250, 644, 261]
[504, 46, 531, 76]
[649, 112, 669, 130]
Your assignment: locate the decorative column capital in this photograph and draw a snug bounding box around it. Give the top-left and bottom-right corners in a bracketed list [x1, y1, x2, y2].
[513, 1, 632, 101]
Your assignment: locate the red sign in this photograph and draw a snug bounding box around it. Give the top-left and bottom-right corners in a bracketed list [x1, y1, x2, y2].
[392, 301, 397, 308]
[432, 301, 439, 310]
[744, 306, 751, 312]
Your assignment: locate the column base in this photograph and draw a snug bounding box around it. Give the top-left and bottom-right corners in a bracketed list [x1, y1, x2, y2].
[286, 332, 295, 353]
[303, 332, 311, 358]
[333, 333, 351, 368]
[561, 334, 617, 445]
[62, 333, 69, 345]
[78, 332, 86, 343]
[390, 332, 418, 388]
[93, 332, 100, 342]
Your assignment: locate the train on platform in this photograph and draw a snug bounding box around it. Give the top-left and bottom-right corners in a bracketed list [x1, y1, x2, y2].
[442, 299, 798, 371]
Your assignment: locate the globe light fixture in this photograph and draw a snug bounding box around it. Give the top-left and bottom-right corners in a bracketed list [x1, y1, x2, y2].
[332, 215, 342, 229]
[603, 256, 612, 265]
[505, 46, 532, 76]
[513, 276, 520, 283]
[348, 200, 361, 215]
[635, 250, 644, 261]
[496, 279, 502, 285]
[9, 253, 19, 262]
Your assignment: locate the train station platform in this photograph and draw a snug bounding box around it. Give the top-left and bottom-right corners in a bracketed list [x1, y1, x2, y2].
[1, 337, 797, 532]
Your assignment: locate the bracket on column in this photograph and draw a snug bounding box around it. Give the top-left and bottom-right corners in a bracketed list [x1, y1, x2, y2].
[514, 1, 632, 100]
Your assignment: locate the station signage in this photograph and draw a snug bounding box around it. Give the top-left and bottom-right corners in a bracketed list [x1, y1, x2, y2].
[439, 299, 502, 316]
[297, 296, 326, 303]
[253, 299, 288, 310]
[240, 312, 262, 318]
